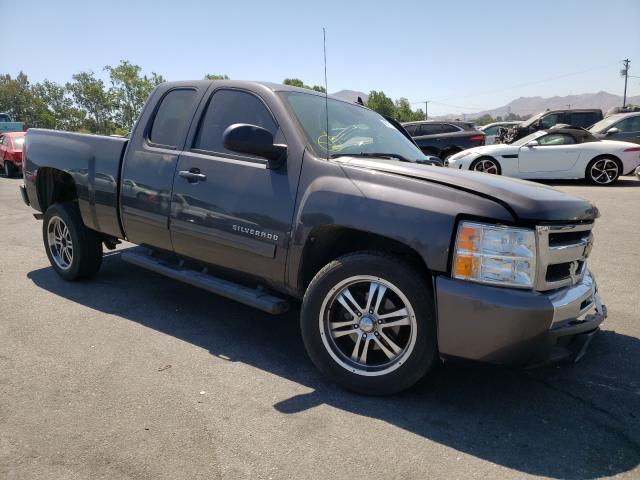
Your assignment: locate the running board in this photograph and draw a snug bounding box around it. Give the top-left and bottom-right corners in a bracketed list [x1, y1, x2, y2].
[121, 251, 290, 315]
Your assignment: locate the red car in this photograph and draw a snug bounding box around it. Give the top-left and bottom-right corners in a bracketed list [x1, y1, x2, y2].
[1, 131, 25, 178]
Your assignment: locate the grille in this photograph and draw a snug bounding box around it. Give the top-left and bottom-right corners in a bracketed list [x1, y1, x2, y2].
[535, 223, 594, 291]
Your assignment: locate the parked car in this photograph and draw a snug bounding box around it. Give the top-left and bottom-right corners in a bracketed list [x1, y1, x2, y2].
[589, 112, 640, 146]
[0, 131, 25, 177]
[497, 109, 603, 144]
[22, 80, 606, 394]
[479, 121, 521, 145]
[402, 120, 485, 159]
[447, 125, 640, 185]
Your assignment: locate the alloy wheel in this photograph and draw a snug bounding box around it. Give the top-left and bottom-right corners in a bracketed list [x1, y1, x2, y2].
[319, 276, 417, 376]
[590, 159, 619, 184]
[47, 216, 74, 270]
[472, 159, 499, 174]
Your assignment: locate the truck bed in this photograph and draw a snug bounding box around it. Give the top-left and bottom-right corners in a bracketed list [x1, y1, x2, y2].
[24, 129, 128, 238]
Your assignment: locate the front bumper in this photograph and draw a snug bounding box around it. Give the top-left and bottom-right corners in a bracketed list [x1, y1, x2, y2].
[436, 270, 606, 367]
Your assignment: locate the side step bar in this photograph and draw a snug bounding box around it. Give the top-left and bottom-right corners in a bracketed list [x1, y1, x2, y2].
[121, 251, 290, 315]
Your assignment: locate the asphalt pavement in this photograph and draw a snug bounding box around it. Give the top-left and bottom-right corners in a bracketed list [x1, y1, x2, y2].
[1, 175, 639, 479]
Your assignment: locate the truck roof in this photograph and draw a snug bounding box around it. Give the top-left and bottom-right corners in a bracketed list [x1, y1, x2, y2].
[161, 80, 357, 104]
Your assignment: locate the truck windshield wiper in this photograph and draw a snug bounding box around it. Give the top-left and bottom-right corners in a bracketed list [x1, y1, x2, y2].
[330, 152, 412, 162]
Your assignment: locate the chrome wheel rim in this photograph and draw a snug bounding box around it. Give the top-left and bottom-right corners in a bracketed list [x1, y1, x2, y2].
[590, 159, 618, 184]
[319, 276, 417, 376]
[47, 216, 73, 270]
[473, 159, 499, 174]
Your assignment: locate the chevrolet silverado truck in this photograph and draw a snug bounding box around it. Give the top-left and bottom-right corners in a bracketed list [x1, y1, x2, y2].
[21, 80, 607, 395]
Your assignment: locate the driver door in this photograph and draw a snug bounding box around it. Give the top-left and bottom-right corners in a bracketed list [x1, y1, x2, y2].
[518, 133, 581, 174]
[169, 88, 299, 286]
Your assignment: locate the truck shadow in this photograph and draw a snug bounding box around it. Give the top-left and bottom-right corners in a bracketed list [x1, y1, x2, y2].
[27, 251, 640, 479]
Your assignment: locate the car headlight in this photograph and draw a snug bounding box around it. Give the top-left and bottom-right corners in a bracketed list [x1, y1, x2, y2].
[453, 221, 536, 288]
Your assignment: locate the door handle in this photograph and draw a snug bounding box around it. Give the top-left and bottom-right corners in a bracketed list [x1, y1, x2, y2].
[178, 168, 207, 183]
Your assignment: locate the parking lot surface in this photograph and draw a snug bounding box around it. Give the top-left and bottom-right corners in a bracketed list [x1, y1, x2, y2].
[1, 175, 639, 479]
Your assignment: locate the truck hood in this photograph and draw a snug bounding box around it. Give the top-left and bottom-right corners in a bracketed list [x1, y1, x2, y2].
[335, 157, 598, 222]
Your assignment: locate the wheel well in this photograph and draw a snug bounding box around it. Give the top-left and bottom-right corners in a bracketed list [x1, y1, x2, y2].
[36, 167, 78, 212]
[440, 146, 461, 158]
[298, 226, 431, 291]
[470, 156, 502, 174]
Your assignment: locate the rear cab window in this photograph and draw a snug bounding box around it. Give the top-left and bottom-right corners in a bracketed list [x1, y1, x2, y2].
[149, 89, 197, 148]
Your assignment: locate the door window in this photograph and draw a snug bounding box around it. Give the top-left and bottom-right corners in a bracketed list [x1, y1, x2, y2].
[569, 111, 600, 128]
[403, 124, 418, 135]
[614, 115, 640, 132]
[440, 124, 461, 134]
[417, 123, 442, 135]
[537, 133, 576, 146]
[483, 125, 499, 135]
[539, 113, 565, 129]
[193, 89, 277, 156]
[149, 89, 197, 148]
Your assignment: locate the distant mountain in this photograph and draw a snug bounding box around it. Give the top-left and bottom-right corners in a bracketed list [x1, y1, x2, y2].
[331, 89, 369, 104]
[435, 91, 640, 120]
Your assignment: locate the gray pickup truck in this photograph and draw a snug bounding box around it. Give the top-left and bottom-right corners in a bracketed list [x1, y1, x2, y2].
[21, 80, 606, 394]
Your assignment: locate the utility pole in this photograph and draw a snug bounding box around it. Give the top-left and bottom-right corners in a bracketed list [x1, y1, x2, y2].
[424, 101, 430, 120]
[622, 59, 630, 107]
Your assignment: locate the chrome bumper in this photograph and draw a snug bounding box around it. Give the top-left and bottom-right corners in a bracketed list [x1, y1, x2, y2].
[549, 270, 605, 327]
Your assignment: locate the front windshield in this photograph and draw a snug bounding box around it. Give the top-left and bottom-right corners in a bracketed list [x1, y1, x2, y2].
[511, 130, 547, 146]
[588, 116, 622, 132]
[281, 92, 430, 161]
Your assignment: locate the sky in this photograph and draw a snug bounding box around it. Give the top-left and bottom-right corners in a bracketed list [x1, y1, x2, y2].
[2, 0, 639, 116]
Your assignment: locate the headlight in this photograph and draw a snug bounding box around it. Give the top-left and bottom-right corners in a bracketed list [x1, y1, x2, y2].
[453, 221, 536, 288]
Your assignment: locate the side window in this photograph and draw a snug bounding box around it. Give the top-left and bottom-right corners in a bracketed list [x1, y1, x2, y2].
[193, 89, 277, 155]
[0, 136, 5, 146]
[403, 124, 418, 135]
[418, 123, 442, 135]
[570, 112, 598, 128]
[149, 89, 197, 148]
[483, 126, 498, 135]
[615, 116, 640, 132]
[440, 124, 460, 134]
[539, 113, 563, 129]
[538, 133, 575, 146]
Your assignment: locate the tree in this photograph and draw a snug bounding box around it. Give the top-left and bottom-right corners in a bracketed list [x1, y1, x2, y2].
[366, 90, 396, 117]
[105, 60, 165, 132]
[283, 78, 326, 93]
[0, 72, 35, 124]
[66, 71, 114, 134]
[204, 74, 230, 80]
[31, 80, 85, 130]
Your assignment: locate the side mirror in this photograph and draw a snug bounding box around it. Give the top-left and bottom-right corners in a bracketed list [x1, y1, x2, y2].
[223, 123, 287, 167]
[605, 127, 620, 135]
[526, 140, 539, 147]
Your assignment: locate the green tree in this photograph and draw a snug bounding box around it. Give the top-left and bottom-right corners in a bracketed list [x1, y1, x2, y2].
[105, 60, 165, 132]
[283, 78, 326, 93]
[31, 80, 85, 130]
[204, 74, 230, 80]
[66, 71, 114, 134]
[0, 72, 36, 124]
[366, 90, 396, 117]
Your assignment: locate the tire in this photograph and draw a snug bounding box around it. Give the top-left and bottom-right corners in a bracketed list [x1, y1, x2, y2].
[470, 156, 501, 175]
[42, 202, 103, 280]
[300, 252, 438, 395]
[441, 148, 461, 162]
[3, 161, 17, 178]
[586, 156, 620, 185]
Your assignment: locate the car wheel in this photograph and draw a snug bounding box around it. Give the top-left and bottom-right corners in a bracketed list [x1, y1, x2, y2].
[42, 202, 103, 281]
[441, 148, 461, 162]
[586, 157, 620, 185]
[300, 252, 437, 395]
[470, 157, 501, 175]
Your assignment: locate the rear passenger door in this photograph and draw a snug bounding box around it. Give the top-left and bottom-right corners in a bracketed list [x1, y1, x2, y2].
[169, 88, 298, 285]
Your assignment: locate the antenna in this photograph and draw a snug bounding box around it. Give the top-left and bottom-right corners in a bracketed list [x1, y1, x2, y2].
[323, 27, 329, 160]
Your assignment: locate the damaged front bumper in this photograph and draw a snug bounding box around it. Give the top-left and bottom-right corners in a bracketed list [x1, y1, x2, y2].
[435, 270, 606, 367]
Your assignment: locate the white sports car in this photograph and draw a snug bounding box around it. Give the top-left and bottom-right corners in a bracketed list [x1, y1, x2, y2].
[446, 126, 640, 185]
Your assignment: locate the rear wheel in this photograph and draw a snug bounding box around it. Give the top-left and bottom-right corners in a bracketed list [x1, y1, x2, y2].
[586, 157, 620, 185]
[301, 252, 437, 395]
[42, 202, 103, 280]
[3, 161, 17, 178]
[470, 156, 501, 175]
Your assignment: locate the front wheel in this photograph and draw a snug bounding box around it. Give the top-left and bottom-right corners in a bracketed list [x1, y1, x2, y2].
[586, 157, 620, 185]
[42, 202, 103, 280]
[470, 157, 501, 175]
[301, 252, 437, 395]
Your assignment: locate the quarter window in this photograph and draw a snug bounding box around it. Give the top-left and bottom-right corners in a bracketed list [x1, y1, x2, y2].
[149, 89, 197, 148]
[193, 89, 277, 155]
[440, 124, 460, 134]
